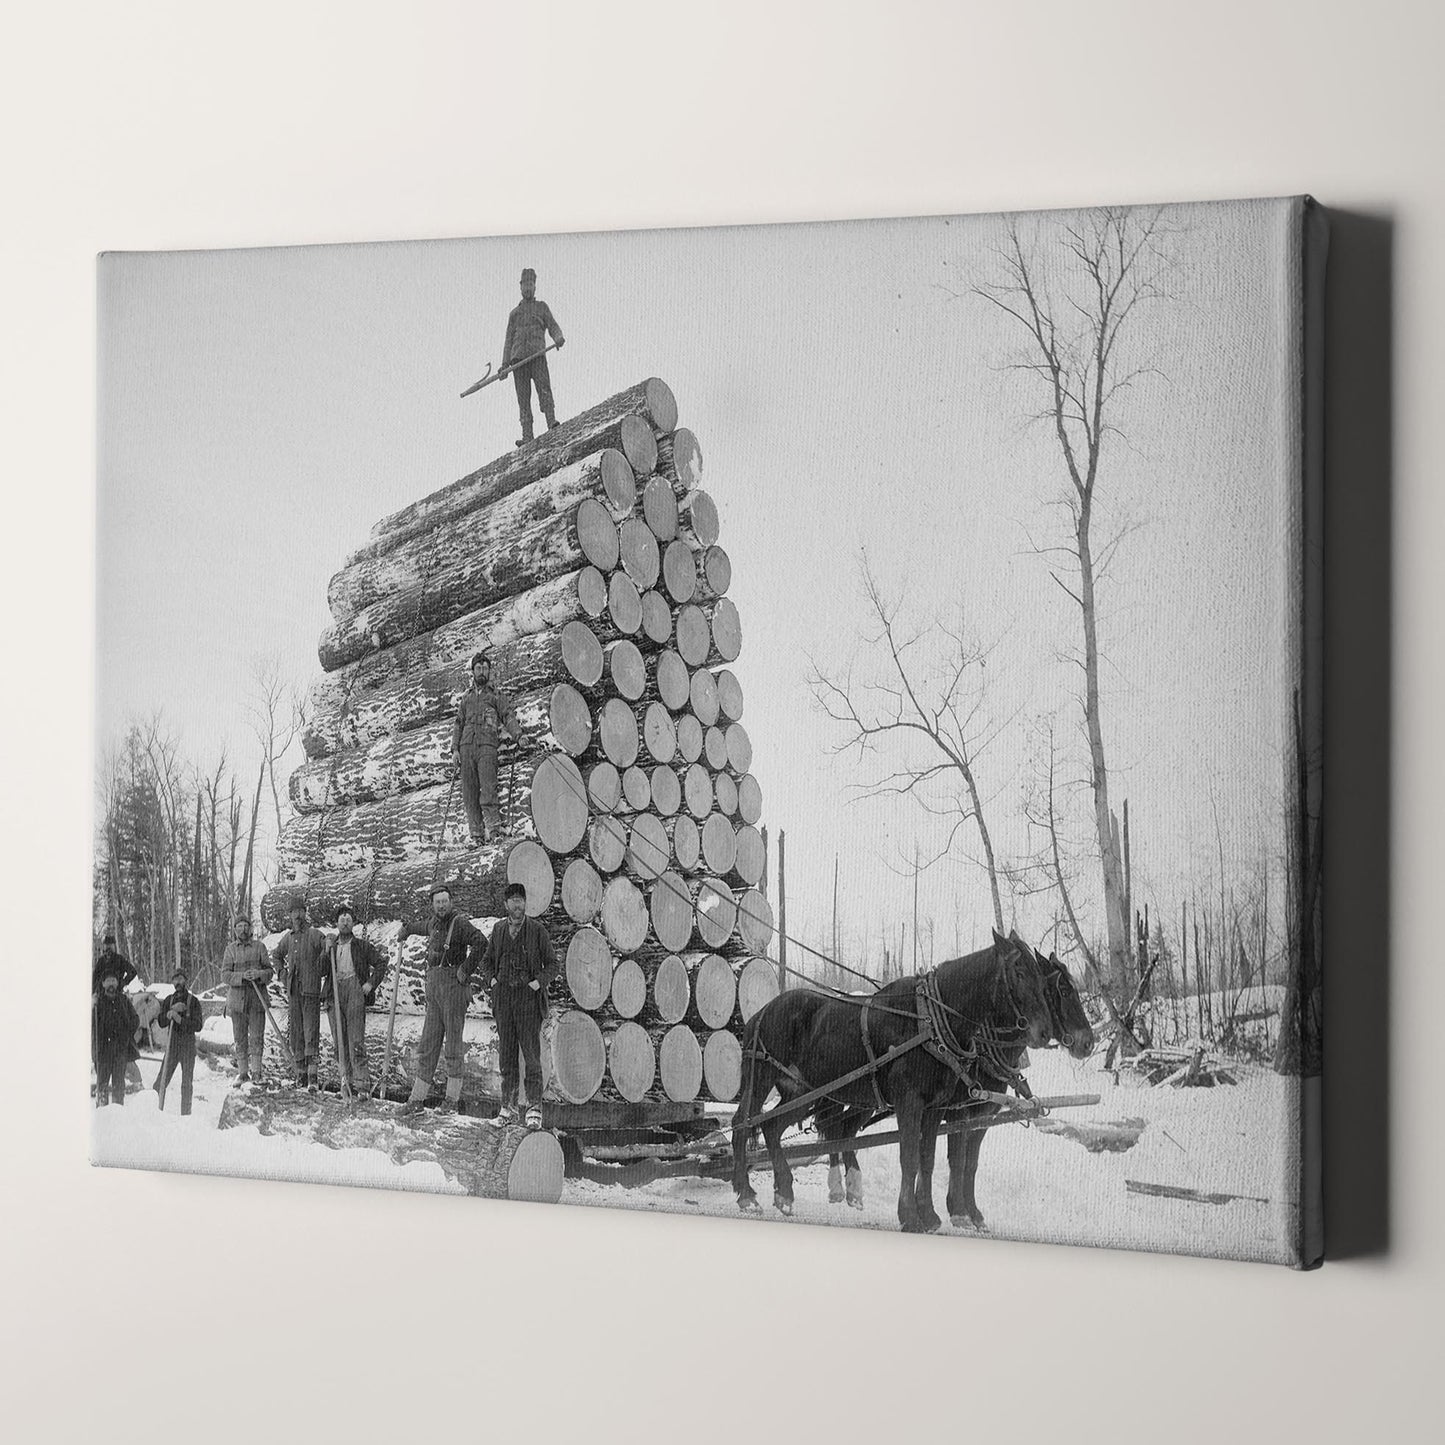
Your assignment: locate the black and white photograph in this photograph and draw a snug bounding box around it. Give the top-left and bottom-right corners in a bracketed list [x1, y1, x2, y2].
[7, 4, 1441, 1442]
[92, 197, 1321, 1265]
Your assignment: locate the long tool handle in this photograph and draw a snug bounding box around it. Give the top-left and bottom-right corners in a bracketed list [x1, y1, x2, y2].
[460, 339, 561, 398]
[251, 978, 298, 1075]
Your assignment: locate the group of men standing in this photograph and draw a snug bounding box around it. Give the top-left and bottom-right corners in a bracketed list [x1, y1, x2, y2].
[91, 882, 559, 1128]
[91, 934, 203, 1113]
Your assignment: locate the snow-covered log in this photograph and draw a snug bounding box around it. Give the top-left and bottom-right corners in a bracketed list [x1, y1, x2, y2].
[355, 378, 677, 559]
[319, 503, 620, 671]
[327, 449, 638, 628]
[216, 1091, 564, 1203]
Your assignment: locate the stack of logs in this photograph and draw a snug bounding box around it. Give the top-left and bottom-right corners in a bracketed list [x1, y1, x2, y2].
[262, 379, 779, 1108]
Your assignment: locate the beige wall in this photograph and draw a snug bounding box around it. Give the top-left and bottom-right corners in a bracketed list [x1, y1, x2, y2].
[3, 3, 1438, 1440]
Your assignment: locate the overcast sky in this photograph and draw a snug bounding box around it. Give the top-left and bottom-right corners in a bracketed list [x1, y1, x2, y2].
[97, 197, 1300, 972]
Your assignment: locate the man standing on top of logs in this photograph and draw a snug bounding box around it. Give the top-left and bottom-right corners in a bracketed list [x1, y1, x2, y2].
[92, 966, 140, 1106]
[403, 883, 487, 1116]
[503, 266, 564, 447]
[222, 915, 274, 1088]
[153, 965, 203, 1114]
[319, 905, 387, 1098]
[92, 931, 137, 996]
[452, 648, 524, 846]
[275, 898, 330, 1091]
[483, 882, 559, 1129]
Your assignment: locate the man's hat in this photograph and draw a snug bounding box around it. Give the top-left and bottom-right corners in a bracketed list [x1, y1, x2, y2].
[172, 966, 189, 981]
[470, 649, 491, 669]
[99, 968, 119, 985]
[335, 903, 355, 922]
[429, 880, 454, 898]
[288, 894, 308, 913]
[520, 267, 536, 283]
[102, 932, 117, 946]
[504, 882, 527, 902]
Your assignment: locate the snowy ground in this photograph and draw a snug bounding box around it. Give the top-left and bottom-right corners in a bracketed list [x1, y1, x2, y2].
[92, 1045, 1303, 1265]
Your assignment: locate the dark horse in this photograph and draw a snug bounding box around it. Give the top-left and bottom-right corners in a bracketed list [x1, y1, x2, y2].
[944, 951, 1095, 1232]
[731, 931, 1055, 1233]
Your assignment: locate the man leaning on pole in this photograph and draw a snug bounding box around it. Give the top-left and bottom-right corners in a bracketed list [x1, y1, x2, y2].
[222, 916, 274, 1088]
[320, 905, 387, 1097]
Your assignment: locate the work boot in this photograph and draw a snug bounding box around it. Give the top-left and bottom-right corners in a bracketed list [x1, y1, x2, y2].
[545, 414, 559, 430]
[496, 1103, 518, 1126]
[445, 1076, 465, 1115]
[402, 1078, 430, 1116]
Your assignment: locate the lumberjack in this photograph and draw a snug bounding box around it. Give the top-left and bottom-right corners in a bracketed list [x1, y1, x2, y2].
[319, 905, 387, 1097]
[153, 966, 203, 1114]
[92, 970, 140, 1107]
[503, 266, 565, 446]
[482, 882, 559, 1129]
[275, 900, 330, 1091]
[451, 649, 523, 846]
[403, 884, 487, 1116]
[222, 916, 274, 1087]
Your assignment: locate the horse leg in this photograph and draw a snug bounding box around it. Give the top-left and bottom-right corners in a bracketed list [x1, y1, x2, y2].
[836, 1105, 873, 1209]
[732, 1060, 776, 1215]
[816, 1102, 846, 1204]
[948, 1110, 992, 1231]
[914, 1106, 944, 1233]
[894, 1093, 925, 1232]
[764, 1112, 796, 1216]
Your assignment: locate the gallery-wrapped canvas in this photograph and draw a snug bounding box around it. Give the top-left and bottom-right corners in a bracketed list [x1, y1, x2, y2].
[93, 196, 1324, 1266]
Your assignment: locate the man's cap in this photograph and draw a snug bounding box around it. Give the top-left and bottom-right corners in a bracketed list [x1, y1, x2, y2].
[172, 966, 189, 981]
[503, 882, 527, 902]
[99, 969, 119, 984]
[287, 895, 308, 913]
[470, 649, 491, 669]
[429, 880, 454, 898]
[335, 903, 355, 922]
[102, 932, 117, 945]
[520, 267, 536, 283]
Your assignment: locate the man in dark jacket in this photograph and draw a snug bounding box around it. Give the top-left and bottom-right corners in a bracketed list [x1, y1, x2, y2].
[483, 883, 559, 1128]
[451, 650, 523, 846]
[403, 884, 487, 1116]
[92, 933, 137, 996]
[502, 266, 564, 445]
[153, 966, 204, 1115]
[319, 905, 388, 1097]
[275, 899, 330, 1090]
[221, 915, 275, 1086]
[93, 969, 140, 1106]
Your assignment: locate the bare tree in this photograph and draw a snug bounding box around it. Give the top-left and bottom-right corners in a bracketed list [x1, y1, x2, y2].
[808, 555, 1009, 932]
[976, 206, 1178, 991]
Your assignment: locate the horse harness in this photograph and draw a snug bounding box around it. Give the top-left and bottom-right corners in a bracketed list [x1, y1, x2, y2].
[743, 964, 1033, 1130]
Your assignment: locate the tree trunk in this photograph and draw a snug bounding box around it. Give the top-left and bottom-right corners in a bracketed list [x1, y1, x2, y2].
[639, 590, 673, 647]
[306, 568, 604, 746]
[657, 425, 703, 494]
[543, 1009, 607, 1103]
[261, 842, 513, 932]
[660, 540, 698, 604]
[215, 1090, 564, 1203]
[609, 958, 647, 1019]
[328, 449, 638, 628]
[600, 875, 648, 953]
[737, 956, 780, 1021]
[319, 503, 621, 671]
[291, 694, 559, 815]
[624, 814, 670, 882]
[354, 379, 676, 559]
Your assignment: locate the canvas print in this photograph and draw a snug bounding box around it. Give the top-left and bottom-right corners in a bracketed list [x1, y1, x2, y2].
[93, 196, 1324, 1266]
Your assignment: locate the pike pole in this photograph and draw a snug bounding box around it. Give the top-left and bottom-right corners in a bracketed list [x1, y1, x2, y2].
[460, 340, 561, 399]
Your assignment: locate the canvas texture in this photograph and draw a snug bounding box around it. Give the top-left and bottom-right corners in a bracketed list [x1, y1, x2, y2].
[92, 197, 1324, 1266]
